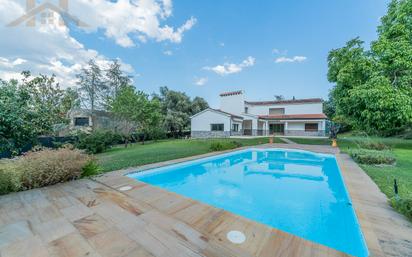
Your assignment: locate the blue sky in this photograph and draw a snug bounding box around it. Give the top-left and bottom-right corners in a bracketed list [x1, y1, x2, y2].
[1, 0, 389, 107]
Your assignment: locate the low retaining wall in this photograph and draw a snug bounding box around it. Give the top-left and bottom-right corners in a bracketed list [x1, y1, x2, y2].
[284, 130, 326, 137]
[191, 131, 231, 138]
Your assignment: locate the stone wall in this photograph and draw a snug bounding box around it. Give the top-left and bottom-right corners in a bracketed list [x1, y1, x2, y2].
[284, 130, 326, 137]
[191, 131, 231, 138]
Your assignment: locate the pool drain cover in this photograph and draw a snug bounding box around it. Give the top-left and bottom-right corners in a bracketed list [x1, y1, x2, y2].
[118, 185, 132, 191]
[227, 230, 246, 244]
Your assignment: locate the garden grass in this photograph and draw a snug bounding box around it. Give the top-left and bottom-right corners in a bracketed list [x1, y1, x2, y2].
[97, 137, 274, 172]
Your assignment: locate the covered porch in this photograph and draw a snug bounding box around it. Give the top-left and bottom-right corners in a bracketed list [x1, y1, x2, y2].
[239, 118, 327, 137]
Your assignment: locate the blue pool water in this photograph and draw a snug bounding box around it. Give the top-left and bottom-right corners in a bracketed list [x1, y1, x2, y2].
[128, 149, 368, 257]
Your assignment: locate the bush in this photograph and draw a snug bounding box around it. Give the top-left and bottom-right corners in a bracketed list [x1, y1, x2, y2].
[75, 130, 122, 154]
[390, 198, 412, 221]
[81, 159, 102, 177]
[0, 160, 22, 194]
[0, 147, 91, 194]
[349, 148, 396, 165]
[357, 140, 389, 150]
[210, 141, 243, 151]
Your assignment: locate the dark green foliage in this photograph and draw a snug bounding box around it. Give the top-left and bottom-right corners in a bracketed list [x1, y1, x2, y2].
[209, 141, 243, 151]
[357, 140, 389, 151]
[81, 159, 102, 177]
[327, 0, 412, 136]
[153, 87, 209, 135]
[349, 149, 396, 165]
[76, 130, 122, 154]
[391, 198, 412, 221]
[0, 161, 22, 194]
[0, 72, 79, 155]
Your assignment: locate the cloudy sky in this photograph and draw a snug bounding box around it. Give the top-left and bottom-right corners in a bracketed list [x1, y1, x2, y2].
[0, 0, 388, 107]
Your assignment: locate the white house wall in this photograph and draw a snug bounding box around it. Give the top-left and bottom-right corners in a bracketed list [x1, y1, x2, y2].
[220, 94, 245, 116]
[191, 110, 232, 138]
[247, 103, 322, 115]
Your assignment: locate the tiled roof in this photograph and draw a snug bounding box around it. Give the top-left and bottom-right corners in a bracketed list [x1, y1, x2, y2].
[219, 90, 243, 97]
[245, 98, 323, 105]
[258, 114, 327, 120]
[211, 109, 244, 119]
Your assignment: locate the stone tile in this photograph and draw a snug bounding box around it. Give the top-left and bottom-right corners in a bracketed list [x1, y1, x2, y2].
[60, 203, 94, 222]
[87, 227, 138, 257]
[73, 214, 113, 239]
[0, 236, 49, 257]
[0, 221, 33, 248]
[48, 232, 101, 257]
[31, 217, 76, 243]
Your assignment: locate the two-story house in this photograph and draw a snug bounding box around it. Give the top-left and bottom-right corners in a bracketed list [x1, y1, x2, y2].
[190, 90, 327, 138]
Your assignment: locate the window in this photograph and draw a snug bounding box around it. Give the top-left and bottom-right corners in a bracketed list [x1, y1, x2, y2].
[269, 108, 285, 115]
[305, 123, 318, 131]
[244, 107, 248, 114]
[232, 124, 239, 132]
[74, 117, 89, 126]
[211, 124, 224, 131]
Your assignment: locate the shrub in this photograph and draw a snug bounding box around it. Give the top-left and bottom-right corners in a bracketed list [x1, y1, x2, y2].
[210, 141, 243, 151]
[17, 148, 89, 190]
[75, 130, 121, 154]
[81, 159, 102, 177]
[0, 160, 22, 194]
[0, 148, 93, 195]
[390, 198, 412, 221]
[349, 148, 396, 165]
[357, 140, 389, 150]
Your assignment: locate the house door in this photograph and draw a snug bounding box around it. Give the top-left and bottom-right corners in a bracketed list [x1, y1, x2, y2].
[269, 124, 284, 135]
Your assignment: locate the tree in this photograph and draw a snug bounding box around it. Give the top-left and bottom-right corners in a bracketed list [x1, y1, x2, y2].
[111, 86, 163, 146]
[76, 59, 107, 129]
[104, 59, 131, 109]
[274, 95, 285, 101]
[22, 72, 71, 135]
[190, 96, 209, 115]
[156, 86, 192, 135]
[0, 79, 38, 155]
[154, 87, 209, 136]
[110, 86, 138, 147]
[326, 0, 412, 135]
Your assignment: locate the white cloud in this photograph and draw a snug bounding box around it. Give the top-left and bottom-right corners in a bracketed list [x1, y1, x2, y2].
[272, 48, 289, 55]
[163, 50, 173, 56]
[275, 56, 307, 63]
[68, 0, 197, 47]
[204, 56, 255, 76]
[194, 77, 207, 86]
[0, 0, 193, 87]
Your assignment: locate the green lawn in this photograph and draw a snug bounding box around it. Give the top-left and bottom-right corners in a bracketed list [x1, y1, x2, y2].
[285, 137, 331, 145]
[97, 137, 274, 172]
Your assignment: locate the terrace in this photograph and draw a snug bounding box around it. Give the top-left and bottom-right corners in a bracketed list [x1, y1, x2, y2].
[1, 144, 411, 257]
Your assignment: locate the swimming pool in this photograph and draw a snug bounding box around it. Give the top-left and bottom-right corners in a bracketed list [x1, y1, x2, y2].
[128, 148, 368, 257]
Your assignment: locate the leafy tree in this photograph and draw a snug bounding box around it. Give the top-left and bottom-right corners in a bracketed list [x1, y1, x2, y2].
[155, 86, 192, 135]
[0, 79, 37, 155]
[22, 72, 71, 135]
[111, 86, 162, 146]
[104, 59, 131, 109]
[327, 0, 412, 135]
[76, 59, 107, 129]
[154, 86, 209, 136]
[190, 96, 209, 115]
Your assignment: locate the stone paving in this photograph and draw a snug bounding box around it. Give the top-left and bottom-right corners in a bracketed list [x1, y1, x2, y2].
[0, 143, 411, 257]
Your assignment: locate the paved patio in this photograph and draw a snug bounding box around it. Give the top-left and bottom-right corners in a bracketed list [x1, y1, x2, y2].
[0, 144, 411, 257]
